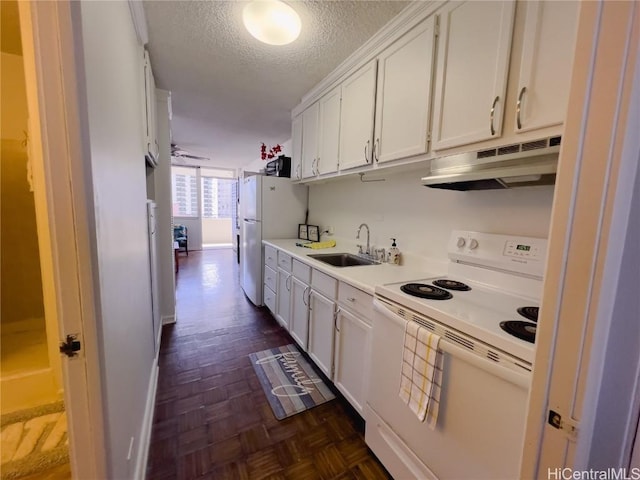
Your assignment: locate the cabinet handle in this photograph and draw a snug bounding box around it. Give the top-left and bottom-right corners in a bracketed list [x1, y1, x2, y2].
[334, 307, 341, 332]
[364, 140, 370, 163]
[347, 297, 356, 302]
[374, 138, 380, 163]
[286, 274, 292, 291]
[311, 158, 316, 176]
[316, 157, 320, 175]
[303, 286, 311, 306]
[490, 96, 500, 136]
[516, 87, 527, 130]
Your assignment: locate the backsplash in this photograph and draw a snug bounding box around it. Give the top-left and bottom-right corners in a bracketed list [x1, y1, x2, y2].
[308, 169, 555, 262]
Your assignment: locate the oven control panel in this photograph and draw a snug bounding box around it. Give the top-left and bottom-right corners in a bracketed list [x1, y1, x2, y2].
[503, 240, 542, 260]
[449, 230, 548, 278]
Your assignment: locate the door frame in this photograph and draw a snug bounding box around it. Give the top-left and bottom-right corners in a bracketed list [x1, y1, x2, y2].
[18, 1, 107, 478]
[521, 1, 640, 476]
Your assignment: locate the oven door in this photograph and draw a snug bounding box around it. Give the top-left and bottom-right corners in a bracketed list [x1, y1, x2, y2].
[366, 298, 531, 480]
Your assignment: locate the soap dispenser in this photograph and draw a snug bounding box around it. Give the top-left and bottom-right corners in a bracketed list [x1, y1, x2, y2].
[389, 238, 401, 265]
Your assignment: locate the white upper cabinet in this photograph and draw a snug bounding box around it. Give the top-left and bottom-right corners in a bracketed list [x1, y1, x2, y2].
[143, 49, 159, 166]
[317, 86, 341, 175]
[301, 102, 319, 179]
[374, 16, 437, 164]
[338, 60, 378, 170]
[291, 115, 303, 180]
[431, 1, 516, 151]
[514, 1, 579, 134]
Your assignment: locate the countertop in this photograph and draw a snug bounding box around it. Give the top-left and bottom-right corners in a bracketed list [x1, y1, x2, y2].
[263, 239, 444, 295]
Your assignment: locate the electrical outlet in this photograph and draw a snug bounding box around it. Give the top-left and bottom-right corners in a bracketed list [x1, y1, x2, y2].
[327, 226, 334, 235]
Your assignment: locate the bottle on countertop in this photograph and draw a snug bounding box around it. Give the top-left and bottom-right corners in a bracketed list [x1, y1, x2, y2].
[388, 238, 401, 265]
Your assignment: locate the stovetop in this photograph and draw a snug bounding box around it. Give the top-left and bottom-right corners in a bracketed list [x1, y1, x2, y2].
[375, 275, 539, 364]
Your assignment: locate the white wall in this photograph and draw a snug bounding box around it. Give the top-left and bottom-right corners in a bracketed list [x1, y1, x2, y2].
[77, 2, 155, 478]
[308, 169, 555, 261]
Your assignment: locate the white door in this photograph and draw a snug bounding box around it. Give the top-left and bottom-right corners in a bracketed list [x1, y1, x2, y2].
[19, 1, 106, 476]
[374, 16, 436, 164]
[301, 102, 319, 178]
[307, 290, 336, 378]
[147, 201, 161, 352]
[431, 1, 515, 151]
[514, 1, 580, 134]
[290, 277, 310, 350]
[291, 115, 303, 180]
[317, 86, 341, 175]
[241, 220, 262, 306]
[338, 60, 378, 170]
[334, 308, 371, 415]
[276, 269, 292, 330]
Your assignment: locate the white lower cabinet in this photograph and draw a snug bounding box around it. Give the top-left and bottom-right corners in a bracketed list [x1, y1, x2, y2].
[263, 246, 372, 416]
[275, 268, 292, 329]
[308, 290, 337, 378]
[334, 309, 371, 415]
[334, 283, 372, 416]
[290, 275, 310, 350]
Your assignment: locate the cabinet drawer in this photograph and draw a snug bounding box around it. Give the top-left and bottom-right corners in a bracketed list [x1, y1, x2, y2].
[311, 269, 337, 299]
[292, 259, 311, 283]
[264, 265, 277, 292]
[338, 282, 373, 323]
[277, 251, 292, 272]
[265, 245, 278, 270]
[263, 284, 276, 314]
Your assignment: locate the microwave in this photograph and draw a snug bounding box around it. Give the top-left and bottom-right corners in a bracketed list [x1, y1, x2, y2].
[265, 156, 291, 177]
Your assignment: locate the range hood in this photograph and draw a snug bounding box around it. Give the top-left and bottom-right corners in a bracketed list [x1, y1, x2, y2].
[422, 136, 562, 191]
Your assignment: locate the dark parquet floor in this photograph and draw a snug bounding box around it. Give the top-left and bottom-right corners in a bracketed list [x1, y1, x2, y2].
[146, 249, 391, 480]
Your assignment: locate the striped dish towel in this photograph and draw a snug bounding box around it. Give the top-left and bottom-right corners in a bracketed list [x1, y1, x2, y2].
[399, 321, 443, 429]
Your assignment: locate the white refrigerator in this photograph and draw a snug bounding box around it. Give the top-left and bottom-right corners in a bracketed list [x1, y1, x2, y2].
[240, 175, 308, 306]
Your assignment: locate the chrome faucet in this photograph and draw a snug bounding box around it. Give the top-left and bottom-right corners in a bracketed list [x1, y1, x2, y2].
[356, 223, 370, 255]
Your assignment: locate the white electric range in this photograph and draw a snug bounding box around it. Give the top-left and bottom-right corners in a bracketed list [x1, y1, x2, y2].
[366, 230, 548, 480]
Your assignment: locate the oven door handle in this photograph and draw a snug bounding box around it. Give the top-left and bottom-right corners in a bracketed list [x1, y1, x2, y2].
[373, 298, 531, 390]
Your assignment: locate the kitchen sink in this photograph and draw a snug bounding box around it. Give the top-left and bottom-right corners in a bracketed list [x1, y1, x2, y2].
[308, 253, 379, 267]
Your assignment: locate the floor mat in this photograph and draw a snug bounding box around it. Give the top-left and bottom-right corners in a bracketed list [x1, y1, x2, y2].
[249, 344, 335, 420]
[1, 401, 68, 480]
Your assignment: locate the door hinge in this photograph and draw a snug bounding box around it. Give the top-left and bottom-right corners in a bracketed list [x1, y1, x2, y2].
[59, 334, 81, 358]
[434, 17, 440, 38]
[548, 409, 579, 441]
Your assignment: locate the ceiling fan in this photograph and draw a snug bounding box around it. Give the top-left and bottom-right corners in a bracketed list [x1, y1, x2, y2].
[171, 144, 210, 161]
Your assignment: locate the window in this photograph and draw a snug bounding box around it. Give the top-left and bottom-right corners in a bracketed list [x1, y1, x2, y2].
[171, 166, 198, 217]
[201, 175, 234, 219]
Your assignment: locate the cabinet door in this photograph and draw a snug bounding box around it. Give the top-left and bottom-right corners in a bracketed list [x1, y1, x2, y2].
[317, 86, 341, 175]
[290, 277, 309, 350]
[308, 291, 336, 378]
[276, 269, 292, 330]
[374, 16, 436, 164]
[338, 60, 377, 170]
[432, 1, 515, 151]
[514, 1, 579, 134]
[301, 102, 319, 179]
[143, 50, 159, 164]
[334, 309, 371, 415]
[291, 115, 303, 180]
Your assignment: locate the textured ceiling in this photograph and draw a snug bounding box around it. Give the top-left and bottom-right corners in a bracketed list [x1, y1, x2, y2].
[143, 1, 409, 169]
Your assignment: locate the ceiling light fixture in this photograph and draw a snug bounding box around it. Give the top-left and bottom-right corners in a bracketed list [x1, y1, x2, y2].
[242, 0, 301, 46]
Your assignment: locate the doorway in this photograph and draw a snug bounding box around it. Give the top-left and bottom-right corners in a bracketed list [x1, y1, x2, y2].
[1, 2, 69, 477]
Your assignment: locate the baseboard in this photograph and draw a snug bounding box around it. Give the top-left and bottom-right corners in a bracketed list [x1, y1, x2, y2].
[161, 314, 175, 325]
[133, 362, 159, 480]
